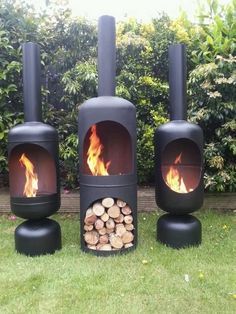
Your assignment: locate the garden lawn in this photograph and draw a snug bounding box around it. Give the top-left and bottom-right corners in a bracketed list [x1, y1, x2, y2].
[0, 210, 235, 314]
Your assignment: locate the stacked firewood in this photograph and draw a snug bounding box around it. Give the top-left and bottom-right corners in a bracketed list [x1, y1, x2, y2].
[84, 197, 134, 251]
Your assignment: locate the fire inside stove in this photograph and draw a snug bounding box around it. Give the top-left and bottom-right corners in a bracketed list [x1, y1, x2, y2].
[165, 152, 194, 193]
[19, 153, 38, 197]
[83, 121, 132, 176]
[162, 139, 201, 194]
[87, 125, 111, 176]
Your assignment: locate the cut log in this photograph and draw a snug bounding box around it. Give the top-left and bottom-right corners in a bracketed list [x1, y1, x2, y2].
[95, 219, 104, 230]
[121, 231, 134, 244]
[87, 245, 97, 250]
[125, 223, 134, 231]
[98, 227, 107, 235]
[116, 199, 126, 207]
[108, 232, 115, 238]
[106, 218, 115, 230]
[114, 214, 124, 223]
[84, 224, 93, 232]
[106, 227, 115, 234]
[99, 234, 109, 244]
[109, 234, 124, 249]
[85, 208, 93, 216]
[84, 213, 97, 225]
[92, 202, 105, 216]
[101, 212, 109, 222]
[115, 224, 127, 237]
[124, 243, 134, 249]
[97, 244, 112, 251]
[96, 243, 104, 250]
[121, 205, 132, 215]
[124, 215, 133, 224]
[102, 197, 114, 208]
[107, 205, 120, 218]
[84, 231, 99, 245]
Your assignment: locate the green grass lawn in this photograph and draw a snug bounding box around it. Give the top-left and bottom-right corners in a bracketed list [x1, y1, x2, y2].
[0, 210, 235, 314]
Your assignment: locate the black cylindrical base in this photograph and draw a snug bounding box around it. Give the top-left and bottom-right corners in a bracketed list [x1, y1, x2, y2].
[157, 214, 201, 249]
[15, 218, 61, 256]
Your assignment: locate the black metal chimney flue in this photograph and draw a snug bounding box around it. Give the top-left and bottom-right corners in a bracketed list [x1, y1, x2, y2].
[98, 15, 116, 97]
[22, 42, 42, 122]
[169, 44, 187, 121]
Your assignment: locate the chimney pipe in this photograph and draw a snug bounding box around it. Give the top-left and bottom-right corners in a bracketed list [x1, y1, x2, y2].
[22, 42, 42, 122]
[98, 15, 116, 97]
[169, 44, 187, 121]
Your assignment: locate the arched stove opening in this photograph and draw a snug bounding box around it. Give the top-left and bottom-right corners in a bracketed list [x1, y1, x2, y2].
[161, 139, 202, 194]
[9, 144, 56, 198]
[83, 121, 132, 176]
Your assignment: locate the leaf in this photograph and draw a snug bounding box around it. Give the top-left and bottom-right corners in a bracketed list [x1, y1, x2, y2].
[214, 15, 223, 31]
[207, 35, 214, 46]
[212, 0, 219, 14]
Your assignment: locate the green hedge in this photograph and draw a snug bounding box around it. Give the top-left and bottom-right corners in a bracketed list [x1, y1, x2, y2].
[0, 0, 235, 191]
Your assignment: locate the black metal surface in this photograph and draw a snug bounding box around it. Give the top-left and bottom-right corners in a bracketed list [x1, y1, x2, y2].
[78, 16, 137, 255]
[11, 193, 59, 219]
[15, 218, 61, 256]
[157, 214, 202, 248]
[98, 15, 116, 96]
[8, 124, 61, 216]
[79, 97, 137, 256]
[154, 43, 204, 248]
[169, 44, 187, 121]
[8, 122, 58, 143]
[22, 42, 42, 122]
[154, 121, 204, 214]
[8, 42, 61, 255]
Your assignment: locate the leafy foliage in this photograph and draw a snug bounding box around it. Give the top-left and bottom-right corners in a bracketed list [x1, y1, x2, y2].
[185, 0, 236, 192]
[191, 0, 236, 63]
[0, 2, 28, 179]
[188, 55, 236, 191]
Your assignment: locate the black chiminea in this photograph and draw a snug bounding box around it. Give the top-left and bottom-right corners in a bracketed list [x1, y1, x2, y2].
[8, 42, 61, 256]
[154, 44, 204, 249]
[78, 16, 137, 255]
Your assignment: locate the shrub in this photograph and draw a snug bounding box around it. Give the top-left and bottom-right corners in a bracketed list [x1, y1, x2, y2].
[188, 55, 236, 191]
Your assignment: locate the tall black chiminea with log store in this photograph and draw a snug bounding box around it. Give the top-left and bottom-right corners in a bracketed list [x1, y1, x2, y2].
[8, 43, 61, 256]
[154, 44, 204, 248]
[79, 16, 137, 255]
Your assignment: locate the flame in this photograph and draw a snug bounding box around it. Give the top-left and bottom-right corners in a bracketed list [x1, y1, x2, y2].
[165, 152, 192, 193]
[87, 125, 111, 175]
[19, 153, 38, 197]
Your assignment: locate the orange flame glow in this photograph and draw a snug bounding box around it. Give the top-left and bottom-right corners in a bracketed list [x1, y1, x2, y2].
[19, 153, 38, 197]
[165, 153, 192, 193]
[87, 125, 111, 175]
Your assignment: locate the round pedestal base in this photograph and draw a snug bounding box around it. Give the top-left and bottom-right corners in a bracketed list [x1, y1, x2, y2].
[15, 218, 62, 256]
[157, 214, 201, 249]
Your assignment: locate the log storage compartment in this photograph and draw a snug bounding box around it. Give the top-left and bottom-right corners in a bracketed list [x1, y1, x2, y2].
[84, 198, 134, 251]
[154, 44, 204, 249]
[79, 16, 137, 256]
[8, 43, 61, 256]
